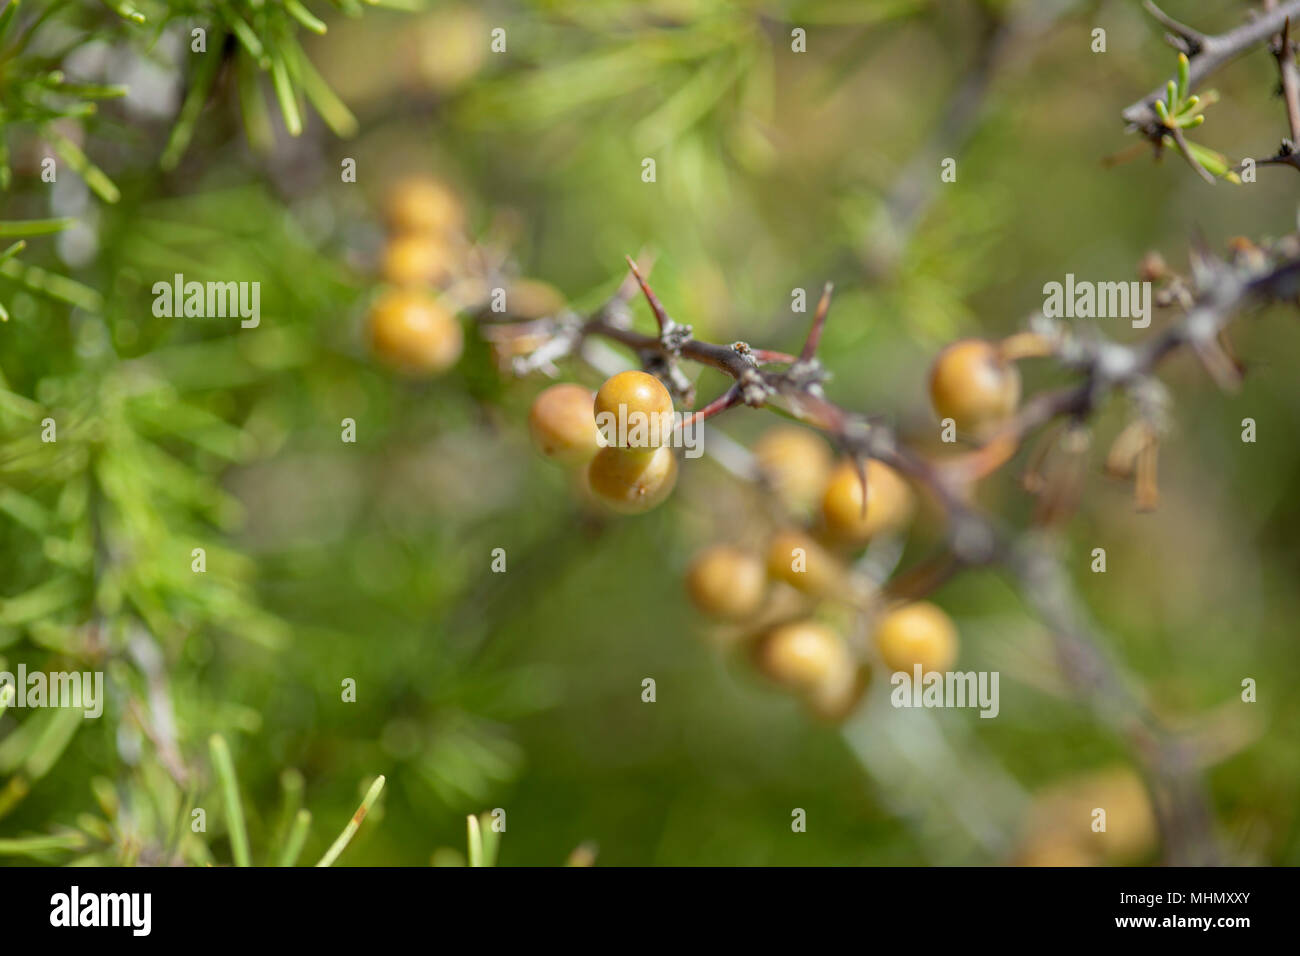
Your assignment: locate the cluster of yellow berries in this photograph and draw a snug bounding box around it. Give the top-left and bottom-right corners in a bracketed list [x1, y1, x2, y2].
[522, 327, 1034, 717]
[367, 175, 574, 377]
[528, 370, 679, 514]
[683, 424, 958, 721]
[366, 176, 467, 376]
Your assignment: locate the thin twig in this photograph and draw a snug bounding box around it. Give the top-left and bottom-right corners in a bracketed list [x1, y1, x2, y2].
[625, 254, 670, 334]
[1270, 10, 1300, 141]
[1144, 0, 1208, 54]
[800, 283, 833, 361]
[679, 384, 741, 429]
[1123, 0, 1300, 136]
[520, 242, 1300, 864]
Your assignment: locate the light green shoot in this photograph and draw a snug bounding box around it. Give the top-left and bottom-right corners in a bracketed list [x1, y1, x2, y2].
[466, 812, 501, 867]
[1150, 52, 1235, 183]
[277, 809, 312, 867]
[1158, 54, 1215, 130]
[315, 775, 385, 867]
[208, 735, 251, 867]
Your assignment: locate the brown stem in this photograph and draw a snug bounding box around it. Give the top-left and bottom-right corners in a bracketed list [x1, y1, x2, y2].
[800, 283, 833, 361]
[566, 247, 1296, 863]
[625, 255, 671, 334]
[1272, 11, 1300, 141]
[679, 385, 740, 429]
[493, 241, 1300, 863]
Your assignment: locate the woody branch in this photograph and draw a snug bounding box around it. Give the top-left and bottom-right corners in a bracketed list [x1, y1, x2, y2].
[505, 233, 1298, 864]
[1122, 0, 1300, 137]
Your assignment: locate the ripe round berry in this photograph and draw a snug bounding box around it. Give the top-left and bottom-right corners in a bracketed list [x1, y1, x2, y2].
[1014, 835, 1098, 868]
[505, 278, 567, 320]
[755, 620, 852, 693]
[383, 176, 464, 236]
[821, 459, 914, 543]
[806, 665, 868, 722]
[765, 529, 845, 599]
[586, 446, 678, 514]
[685, 545, 766, 620]
[873, 601, 957, 674]
[928, 339, 1021, 435]
[528, 384, 602, 466]
[593, 371, 674, 449]
[753, 426, 832, 512]
[381, 233, 453, 287]
[368, 288, 462, 375]
[1029, 768, 1156, 863]
[1083, 770, 1156, 862]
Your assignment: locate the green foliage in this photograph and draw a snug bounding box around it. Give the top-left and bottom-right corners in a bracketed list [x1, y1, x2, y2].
[0, 0, 1297, 867]
[153, 0, 378, 165]
[1152, 52, 1238, 183]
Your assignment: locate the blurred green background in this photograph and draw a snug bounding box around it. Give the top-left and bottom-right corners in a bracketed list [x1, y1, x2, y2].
[0, 0, 1297, 865]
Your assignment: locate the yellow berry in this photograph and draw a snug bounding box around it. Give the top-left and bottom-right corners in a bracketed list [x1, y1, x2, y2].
[384, 176, 464, 236]
[821, 459, 914, 543]
[874, 601, 958, 674]
[593, 371, 674, 449]
[504, 279, 567, 320]
[380, 232, 456, 288]
[412, 9, 488, 93]
[928, 339, 1021, 435]
[755, 620, 852, 693]
[528, 384, 602, 466]
[753, 426, 832, 512]
[765, 529, 847, 599]
[1027, 768, 1156, 863]
[1085, 771, 1157, 862]
[805, 665, 868, 722]
[586, 446, 678, 514]
[685, 545, 766, 620]
[1014, 835, 1099, 868]
[368, 288, 462, 375]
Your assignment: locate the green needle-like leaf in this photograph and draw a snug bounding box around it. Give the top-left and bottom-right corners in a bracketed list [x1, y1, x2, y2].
[236, 56, 275, 153]
[224, 12, 265, 61]
[291, 39, 358, 137]
[46, 131, 120, 203]
[467, 813, 484, 867]
[269, 53, 303, 136]
[0, 257, 104, 311]
[0, 219, 72, 238]
[101, 0, 146, 24]
[161, 37, 226, 170]
[315, 775, 385, 867]
[209, 735, 252, 867]
[479, 815, 501, 867]
[285, 0, 328, 34]
[0, 1, 21, 41]
[277, 809, 312, 866]
[0, 239, 26, 263]
[0, 833, 88, 857]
